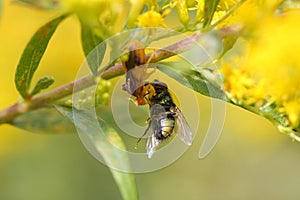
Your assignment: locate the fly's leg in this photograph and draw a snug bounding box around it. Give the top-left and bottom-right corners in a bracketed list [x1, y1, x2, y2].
[142, 50, 157, 80]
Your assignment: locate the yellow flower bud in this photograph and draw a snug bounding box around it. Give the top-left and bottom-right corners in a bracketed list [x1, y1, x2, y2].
[196, 0, 204, 22]
[175, 0, 190, 26]
[284, 101, 300, 127]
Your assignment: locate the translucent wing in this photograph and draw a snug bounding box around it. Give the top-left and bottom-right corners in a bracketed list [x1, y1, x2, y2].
[175, 107, 193, 145]
[146, 132, 160, 159]
[145, 104, 167, 158]
[145, 119, 160, 158]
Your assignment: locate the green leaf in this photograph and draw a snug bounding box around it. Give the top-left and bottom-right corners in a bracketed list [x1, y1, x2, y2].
[203, 0, 220, 28]
[158, 62, 227, 100]
[219, 36, 238, 58]
[15, 14, 68, 99]
[30, 76, 54, 96]
[12, 106, 76, 134]
[80, 21, 106, 75]
[55, 105, 138, 200]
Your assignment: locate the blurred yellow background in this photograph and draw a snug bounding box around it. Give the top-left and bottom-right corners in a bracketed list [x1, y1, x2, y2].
[1, 1, 300, 200]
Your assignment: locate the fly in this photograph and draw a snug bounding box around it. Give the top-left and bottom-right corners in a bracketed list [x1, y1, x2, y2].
[136, 80, 193, 158]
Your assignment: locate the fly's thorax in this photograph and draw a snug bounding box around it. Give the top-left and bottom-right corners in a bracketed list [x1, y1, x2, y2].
[148, 88, 175, 107]
[150, 103, 171, 116]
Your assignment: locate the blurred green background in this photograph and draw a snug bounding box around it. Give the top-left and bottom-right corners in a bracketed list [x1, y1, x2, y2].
[1, 1, 300, 200]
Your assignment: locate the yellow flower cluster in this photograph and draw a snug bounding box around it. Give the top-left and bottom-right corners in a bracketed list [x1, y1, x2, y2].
[221, 61, 267, 107]
[136, 0, 241, 28]
[136, 8, 168, 27]
[222, 12, 300, 130]
[196, 0, 238, 23]
[218, 0, 283, 29]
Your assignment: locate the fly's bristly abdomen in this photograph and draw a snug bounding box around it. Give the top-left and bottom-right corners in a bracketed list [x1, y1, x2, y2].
[152, 113, 175, 140]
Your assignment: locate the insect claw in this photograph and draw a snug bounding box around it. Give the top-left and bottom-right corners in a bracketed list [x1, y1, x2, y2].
[135, 137, 143, 149]
[134, 143, 139, 149]
[128, 97, 136, 104]
[145, 118, 151, 123]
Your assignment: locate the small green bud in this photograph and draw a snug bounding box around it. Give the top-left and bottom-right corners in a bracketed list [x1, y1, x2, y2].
[95, 78, 112, 105]
[65, 99, 73, 107]
[101, 93, 110, 105]
[120, 52, 129, 63]
[186, 0, 196, 8]
[79, 90, 86, 99]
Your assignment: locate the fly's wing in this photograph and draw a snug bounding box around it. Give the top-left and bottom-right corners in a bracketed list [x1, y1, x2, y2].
[145, 104, 166, 158]
[175, 107, 193, 145]
[145, 118, 160, 158]
[146, 132, 160, 159]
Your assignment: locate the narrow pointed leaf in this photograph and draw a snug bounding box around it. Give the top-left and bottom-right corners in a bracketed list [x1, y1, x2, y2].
[219, 36, 238, 58]
[15, 14, 68, 98]
[12, 106, 76, 134]
[80, 21, 106, 75]
[30, 76, 54, 96]
[158, 62, 226, 100]
[203, 0, 220, 28]
[56, 105, 138, 200]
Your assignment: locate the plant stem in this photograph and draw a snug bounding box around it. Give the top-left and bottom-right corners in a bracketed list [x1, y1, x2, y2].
[0, 25, 242, 125]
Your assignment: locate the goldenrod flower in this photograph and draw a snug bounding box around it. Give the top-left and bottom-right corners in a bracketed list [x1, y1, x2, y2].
[221, 12, 300, 132]
[284, 100, 300, 127]
[136, 9, 167, 27]
[195, 0, 204, 22]
[196, 0, 238, 24]
[162, 0, 190, 26]
[218, 0, 238, 11]
[217, 0, 283, 29]
[175, 0, 190, 26]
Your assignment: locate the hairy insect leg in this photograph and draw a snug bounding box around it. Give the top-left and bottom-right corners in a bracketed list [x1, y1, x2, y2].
[142, 83, 156, 100]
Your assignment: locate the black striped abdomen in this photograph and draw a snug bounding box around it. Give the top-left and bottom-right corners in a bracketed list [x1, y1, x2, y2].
[155, 116, 175, 140]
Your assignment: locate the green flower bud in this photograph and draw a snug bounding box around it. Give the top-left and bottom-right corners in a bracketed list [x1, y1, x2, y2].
[95, 78, 112, 105]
